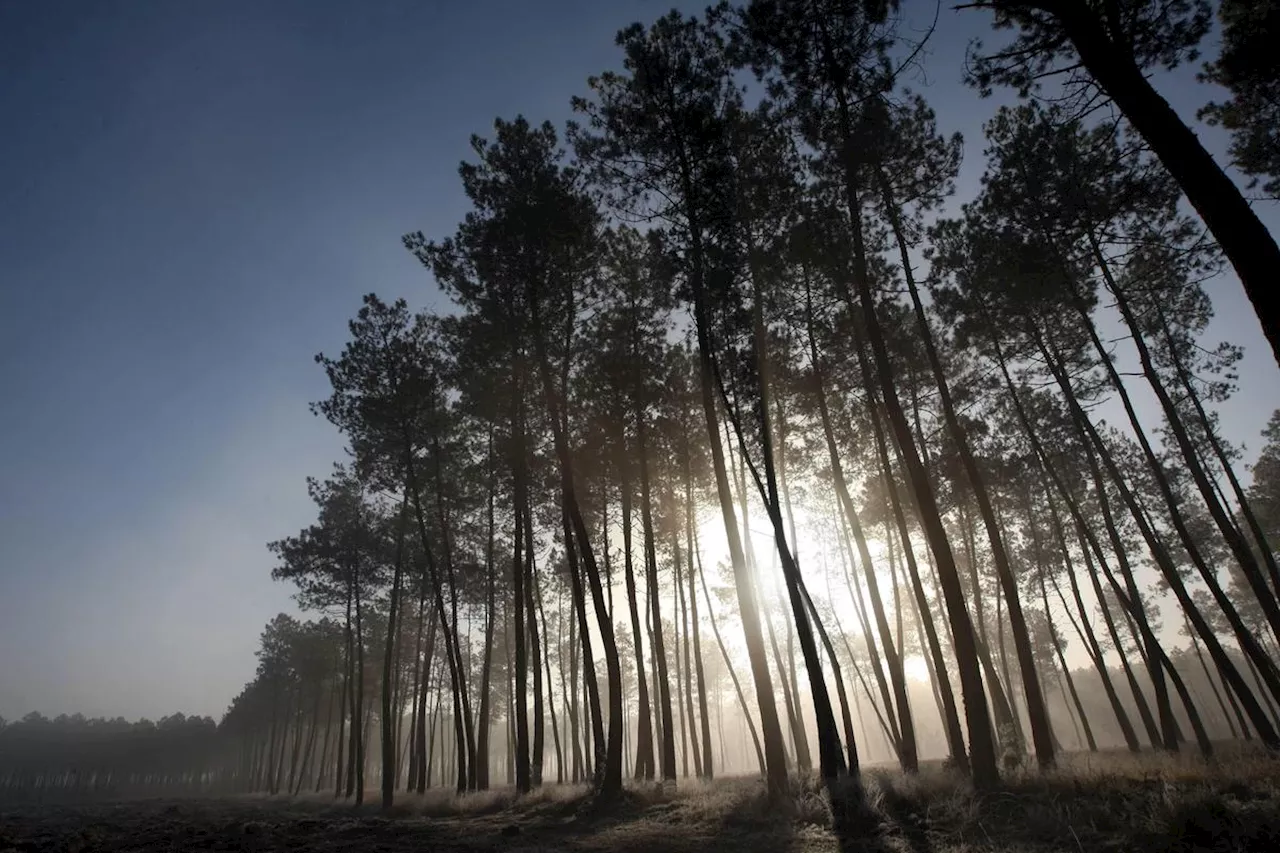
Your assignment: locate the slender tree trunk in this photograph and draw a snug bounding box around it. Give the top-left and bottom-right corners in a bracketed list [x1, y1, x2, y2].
[380, 487, 410, 809]
[414, 606, 437, 795]
[512, 436, 532, 794]
[1040, 331, 1280, 719]
[835, 511, 903, 752]
[566, 598, 584, 784]
[475, 432, 497, 790]
[316, 684, 337, 793]
[676, 145, 788, 795]
[619, 441, 655, 780]
[696, 535, 767, 775]
[527, 303, 624, 798]
[336, 595, 352, 798]
[673, 531, 699, 778]
[562, 501, 605, 784]
[995, 342, 1142, 752]
[833, 106, 997, 785]
[880, 169, 1054, 767]
[1031, 335, 1280, 748]
[685, 455, 715, 779]
[1185, 613, 1242, 740]
[833, 520, 904, 753]
[351, 582, 366, 804]
[533, 556, 565, 783]
[1050, 9, 1280, 366]
[1103, 260, 1280, 648]
[524, 505, 545, 786]
[404, 451, 469, 794]
[1155, 303, 1280, 598]
[804, 275, 916, 771]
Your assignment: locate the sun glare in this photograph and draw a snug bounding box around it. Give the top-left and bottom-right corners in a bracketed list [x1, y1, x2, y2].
[904, 654, 931, 682]
[691, 501, 902, 647]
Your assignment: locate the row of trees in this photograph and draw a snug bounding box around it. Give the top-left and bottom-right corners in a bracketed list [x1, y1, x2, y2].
[236, 0, 1280, 806]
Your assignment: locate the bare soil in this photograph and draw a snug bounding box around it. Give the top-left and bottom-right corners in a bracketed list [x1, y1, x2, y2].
[4, 760, 1280, 853]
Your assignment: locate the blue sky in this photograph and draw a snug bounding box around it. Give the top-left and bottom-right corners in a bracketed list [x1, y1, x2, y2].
[1, 0, 1276, 722]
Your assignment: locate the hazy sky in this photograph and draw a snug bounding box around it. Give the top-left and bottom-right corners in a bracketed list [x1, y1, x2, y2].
[1, 0, 1276, 723]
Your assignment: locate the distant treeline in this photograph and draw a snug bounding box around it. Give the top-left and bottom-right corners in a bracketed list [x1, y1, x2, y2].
[0, 713, 223, 799]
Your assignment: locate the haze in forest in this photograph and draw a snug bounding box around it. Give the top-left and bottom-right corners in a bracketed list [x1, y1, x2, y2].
[0, 0, 1276, 739]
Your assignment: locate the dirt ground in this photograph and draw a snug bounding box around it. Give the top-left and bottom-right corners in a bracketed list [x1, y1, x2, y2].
[4, 762, 1280, 853]
[0, 786, 830, 853]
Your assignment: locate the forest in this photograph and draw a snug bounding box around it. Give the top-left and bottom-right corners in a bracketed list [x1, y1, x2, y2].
[4, 0, 1280, 848]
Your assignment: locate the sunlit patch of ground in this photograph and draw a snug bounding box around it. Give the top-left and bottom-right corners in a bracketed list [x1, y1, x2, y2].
[3, 746, 1280, 851]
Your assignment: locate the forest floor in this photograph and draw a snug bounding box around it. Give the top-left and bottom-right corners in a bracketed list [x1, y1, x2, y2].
[4, 749, 1280, 852]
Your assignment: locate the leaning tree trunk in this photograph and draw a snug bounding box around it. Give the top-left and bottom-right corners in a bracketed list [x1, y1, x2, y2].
[1036, 336, 1280, 748]
[562, 503, 604, 782]
[404, 454, 469, 794]
[673, 530, 702, 778]
[1041, 329, 1280, 714]
[994, 339, 1143, 752]
[879, 167, 1054, 769]
[1103, 261, 1280, 648]
[683, 436, 715, 779]
[529, 296, 625, 798]
[834, 92, 998, 786]
[696, 540, 767, 776]
[835, 509, 905, 754]
[676, 144, 788, 796]
[524, 505, 546, 786]
[1155, 303, 1280, 598]
[1046, 6, 1280, 366]
[618, 438, 656, 780]
[380, 486, 411, 809]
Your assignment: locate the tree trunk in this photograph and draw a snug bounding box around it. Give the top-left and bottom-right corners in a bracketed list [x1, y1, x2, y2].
[673, 530, 702, 778]
[1049, 6, 1280, 366]
[475, 433, 498, 790]
[618, 440, 655, 780]
[685, 450, 715, 779]
[879, 168, 1054, 767]
[834, 96, 997, 785]
[696, 541, 767, 776]
[676, 144, 788, 795]
[335, 593, 352, 798]
[1104, 260, 1280, 648]
[533, 556, 565, 783]
[524, 504, 545, 786]
[512, 441, 531, 794]
[1034, 335, 1280, 748]
[1041, 330, 1280, 717]
[381, 488, 411, 809]
[414, 607, 437, 795]
[1155, 303, 1280, 598]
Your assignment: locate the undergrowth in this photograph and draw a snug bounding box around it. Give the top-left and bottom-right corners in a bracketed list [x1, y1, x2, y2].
[274, 746, 1280, 851]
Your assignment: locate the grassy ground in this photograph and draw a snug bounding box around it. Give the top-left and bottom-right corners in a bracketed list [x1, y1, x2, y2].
[3, 748, 1279, 851]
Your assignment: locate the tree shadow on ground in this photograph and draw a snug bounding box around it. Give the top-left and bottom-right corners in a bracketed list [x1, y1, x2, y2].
[828, 775, 934, 853]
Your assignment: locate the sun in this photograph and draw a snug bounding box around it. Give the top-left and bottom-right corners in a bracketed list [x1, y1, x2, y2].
[691, 501, 895, 627]
[903, 655, 931, 682]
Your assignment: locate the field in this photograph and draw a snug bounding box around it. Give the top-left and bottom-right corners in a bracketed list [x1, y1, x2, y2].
[3, 751, 1280, 852]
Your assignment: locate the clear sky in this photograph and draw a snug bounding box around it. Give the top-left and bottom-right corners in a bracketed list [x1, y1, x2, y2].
[1, 0, 1276, 723]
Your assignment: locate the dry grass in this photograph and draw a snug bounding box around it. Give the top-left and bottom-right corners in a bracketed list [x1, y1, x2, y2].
[4, 748, 1280, 851]
[346, 748, 1280, 851]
